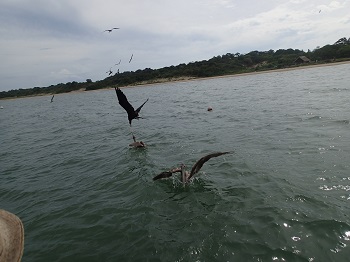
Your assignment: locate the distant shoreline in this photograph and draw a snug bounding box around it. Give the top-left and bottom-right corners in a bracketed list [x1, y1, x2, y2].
[124, 60, 350, 88]
[2, 60, 350, 100]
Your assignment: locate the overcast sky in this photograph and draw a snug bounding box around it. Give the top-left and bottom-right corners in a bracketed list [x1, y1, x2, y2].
[0, 0, 349, 92]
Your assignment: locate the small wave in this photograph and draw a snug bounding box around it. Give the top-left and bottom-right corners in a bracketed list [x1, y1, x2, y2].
[304, 116, 349, 126]
[306, 115, 322, 121]
[318, 87, 349, 93]
[332, 119, 350, 125]
[331, 87, 349, 92]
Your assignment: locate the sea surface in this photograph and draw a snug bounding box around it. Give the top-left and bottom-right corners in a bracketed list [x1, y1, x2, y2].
[1, 63, 350, 261]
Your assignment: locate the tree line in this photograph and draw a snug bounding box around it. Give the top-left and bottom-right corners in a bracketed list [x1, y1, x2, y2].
[1, 37, 350, 99]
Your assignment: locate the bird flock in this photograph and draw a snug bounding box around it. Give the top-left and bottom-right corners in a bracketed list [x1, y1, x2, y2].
[114, 84, 231, 185]
[51, 26, 232, 186]
[102, 27, 134, 77]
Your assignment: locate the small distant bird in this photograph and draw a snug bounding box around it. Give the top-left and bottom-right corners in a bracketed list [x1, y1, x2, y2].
[50, 94, 54, 103]
[114, 87, 149, 125]
[319, 10, 321, 13]
[129, 54, 133, 63]
[106, 68, 113, 75]
[115, 59, 121, 66]
[103, 27, 120, 33]
[153, 152, 232, 186]
[207, 106, 213, 111]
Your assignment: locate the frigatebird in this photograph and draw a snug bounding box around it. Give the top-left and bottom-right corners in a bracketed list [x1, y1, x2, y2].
[129, 54, 133, 63]
[104, 27, 120, 33]
[114, 87, 149, 125]
[153, 152, 231, 186]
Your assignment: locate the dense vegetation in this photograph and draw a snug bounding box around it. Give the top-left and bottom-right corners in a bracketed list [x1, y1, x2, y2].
[1, 37, 350, 99]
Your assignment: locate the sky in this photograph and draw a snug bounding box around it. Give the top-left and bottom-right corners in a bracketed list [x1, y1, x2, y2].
[0, 0, 349, 92]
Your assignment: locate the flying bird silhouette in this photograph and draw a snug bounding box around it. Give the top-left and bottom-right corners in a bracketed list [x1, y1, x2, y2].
[129, 54, 133, 63]
[115, 59, 121, 66]
[114, 87, 149, 125]
[50, 94, 54, 103]
[153, 152, 231, 185]
[106, 68, 113, 75]
[104, 27, 120, 33]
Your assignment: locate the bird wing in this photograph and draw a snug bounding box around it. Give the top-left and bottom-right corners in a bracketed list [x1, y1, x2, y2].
[135, 98, 149, 113]
[115, 87, 135, 114]
[153, 171, 174, 181]
[188, 152, 231, 180]
[153, 167, 182, 181]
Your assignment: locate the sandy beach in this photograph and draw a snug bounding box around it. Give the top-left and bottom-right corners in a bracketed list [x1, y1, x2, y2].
[1, 60, 350, 100]
[115, 60, 350, 90]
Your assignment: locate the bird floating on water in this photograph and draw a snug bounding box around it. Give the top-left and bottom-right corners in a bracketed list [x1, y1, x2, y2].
[104, 27, 120, 33]
[129, 135, 146, 148]
[114, 87, 149, 126]
[153, 152, 231, 186]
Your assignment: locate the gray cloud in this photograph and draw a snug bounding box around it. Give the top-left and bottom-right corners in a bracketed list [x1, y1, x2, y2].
[0, 0, 349, 91]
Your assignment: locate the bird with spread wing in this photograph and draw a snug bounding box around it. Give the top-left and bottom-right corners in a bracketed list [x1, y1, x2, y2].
[114, 87, 149, 126]
[103, 27, 120, 33]
[153, 152, 231, 185]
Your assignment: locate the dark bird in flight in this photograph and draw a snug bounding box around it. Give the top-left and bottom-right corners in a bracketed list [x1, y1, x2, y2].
[50, 94, 54, 103]
[153, 152, 231, 186]
[129, 54, 133, 63]
[104, 27, 120, 33]
[114, 87, 149, 125]
[106, 68, 113, 75]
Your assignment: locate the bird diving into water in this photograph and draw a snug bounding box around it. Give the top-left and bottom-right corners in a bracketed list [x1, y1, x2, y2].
[114, 87, 149, 126]
[153, 152, 231, 186]
[104, 27, 120, 33]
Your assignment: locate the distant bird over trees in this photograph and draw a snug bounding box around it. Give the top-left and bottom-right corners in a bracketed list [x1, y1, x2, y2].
[129, 54, 133, 63]
[103, 27, 120, 33]
[106, 68, 113, 76]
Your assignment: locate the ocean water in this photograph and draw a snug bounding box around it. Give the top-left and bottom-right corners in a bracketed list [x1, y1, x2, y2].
[1, 63, 350, 261]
